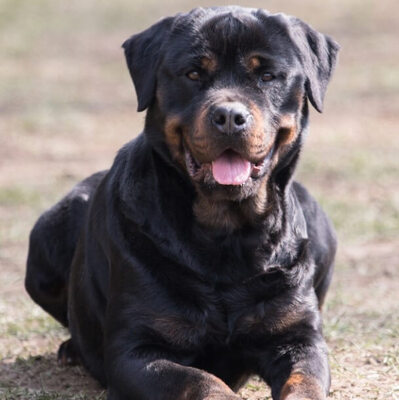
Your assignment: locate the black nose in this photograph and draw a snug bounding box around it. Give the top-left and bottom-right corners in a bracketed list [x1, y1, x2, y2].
[211, 103, 251, 134]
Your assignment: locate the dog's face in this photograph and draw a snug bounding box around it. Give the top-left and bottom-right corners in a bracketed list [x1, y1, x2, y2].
[123, 7, 339, 203]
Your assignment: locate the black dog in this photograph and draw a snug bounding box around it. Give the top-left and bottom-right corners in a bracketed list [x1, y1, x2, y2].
[26, 7, 339, 400]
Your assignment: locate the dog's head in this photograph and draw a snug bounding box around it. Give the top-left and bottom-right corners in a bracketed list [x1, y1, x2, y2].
[123, 7, 338, 206]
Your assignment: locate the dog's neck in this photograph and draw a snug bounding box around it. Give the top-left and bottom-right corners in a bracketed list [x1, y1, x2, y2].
[192, 178, 270, 232]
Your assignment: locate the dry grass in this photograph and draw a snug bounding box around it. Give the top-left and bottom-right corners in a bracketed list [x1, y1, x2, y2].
[0, 0, 398, 399]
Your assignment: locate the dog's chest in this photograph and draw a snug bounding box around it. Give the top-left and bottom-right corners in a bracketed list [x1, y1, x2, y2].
[141, 227, 310, 351]
[149, 267, 303, 351]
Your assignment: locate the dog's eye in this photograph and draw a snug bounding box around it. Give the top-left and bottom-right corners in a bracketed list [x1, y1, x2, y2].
[261, 72, 275, 82]
[186, 70, 201, 81]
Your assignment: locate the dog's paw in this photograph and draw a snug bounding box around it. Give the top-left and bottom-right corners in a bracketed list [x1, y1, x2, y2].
[57, 338, 81, 366]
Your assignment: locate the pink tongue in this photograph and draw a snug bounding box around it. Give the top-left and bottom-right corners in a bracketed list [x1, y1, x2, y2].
[212, 151, 251, 185]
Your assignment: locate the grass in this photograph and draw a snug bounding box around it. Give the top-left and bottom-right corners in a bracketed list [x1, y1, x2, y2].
[0, 302, 62, 340]
[0, 389, 106, 400]
[0, 0, 398, 399]
[0, 187, 42, 207]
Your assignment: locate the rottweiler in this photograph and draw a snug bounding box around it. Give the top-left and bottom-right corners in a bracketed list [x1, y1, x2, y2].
[25, 6, 339, 400]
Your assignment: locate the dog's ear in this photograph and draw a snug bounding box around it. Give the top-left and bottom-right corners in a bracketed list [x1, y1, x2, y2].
[122, 17, 174, 112]
[289, 18, 340, 112]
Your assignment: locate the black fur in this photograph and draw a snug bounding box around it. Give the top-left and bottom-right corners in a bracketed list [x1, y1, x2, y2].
[26, 7, 338, 400]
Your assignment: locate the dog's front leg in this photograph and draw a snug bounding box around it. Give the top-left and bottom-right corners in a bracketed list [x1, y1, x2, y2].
[258, 332, 330, 400]
[105, 354, 241, 400]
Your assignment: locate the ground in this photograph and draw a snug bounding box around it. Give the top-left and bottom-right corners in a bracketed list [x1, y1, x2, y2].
[0, 0, 398, 399]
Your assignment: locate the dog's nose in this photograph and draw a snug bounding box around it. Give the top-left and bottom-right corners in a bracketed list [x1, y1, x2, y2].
[211, 103, 251, 134]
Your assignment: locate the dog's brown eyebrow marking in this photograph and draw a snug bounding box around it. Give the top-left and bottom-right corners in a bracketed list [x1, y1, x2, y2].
[245, 52, 282, 70]
[201, 56, 217, 73]
[248, 56, 261, 70]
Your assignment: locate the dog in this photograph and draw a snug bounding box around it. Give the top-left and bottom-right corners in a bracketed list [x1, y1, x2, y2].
[25, 6, 339, 400]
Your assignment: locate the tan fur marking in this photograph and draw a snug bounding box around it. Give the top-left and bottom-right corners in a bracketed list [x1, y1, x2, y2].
[236, 297, 307, 336]
[164, 116, 184, 166]
[241, 178, 269, 218]
[193, 196, 243, 232]
[194, 178, 271, 232]
[247, 101, 270, 154]
[279, 114, 296, 129]
[248, 56, 261, 70]
[280, 373, 325, 400]
[151, 315, 205, 348]
[201, 57, 217, 73]
[190, 105, 214, 157]
[277, 114, 298, 147]
[285, 374, 305, 387]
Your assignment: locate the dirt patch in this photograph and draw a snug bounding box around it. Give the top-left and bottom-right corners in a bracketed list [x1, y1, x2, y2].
[0, 354, 103, 395]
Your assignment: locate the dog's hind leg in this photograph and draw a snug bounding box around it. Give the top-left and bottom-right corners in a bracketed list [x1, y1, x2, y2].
[25, 171, 106, 327]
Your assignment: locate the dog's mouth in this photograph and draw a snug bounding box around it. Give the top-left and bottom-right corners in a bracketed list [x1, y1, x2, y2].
[184, 148, 273, 185]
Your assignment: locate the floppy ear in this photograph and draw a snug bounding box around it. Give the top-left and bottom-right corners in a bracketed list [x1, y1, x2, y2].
[289, 19, 340, 112]
[122, 17, 174, 112]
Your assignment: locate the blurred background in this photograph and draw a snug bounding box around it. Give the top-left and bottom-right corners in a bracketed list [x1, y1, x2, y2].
[0, 0, 398, 399]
